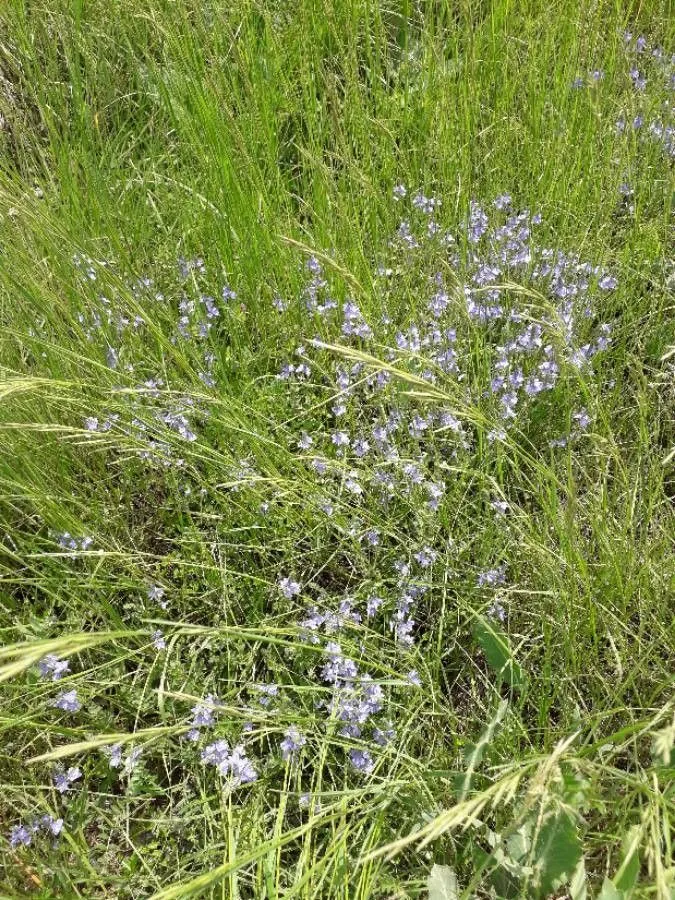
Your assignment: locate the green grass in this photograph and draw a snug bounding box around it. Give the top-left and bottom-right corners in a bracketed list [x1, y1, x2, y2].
[0, 0, 673, 897]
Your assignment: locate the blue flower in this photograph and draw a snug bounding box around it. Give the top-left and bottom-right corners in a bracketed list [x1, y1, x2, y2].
[122, 747, 143, 775]
[147, 584, 167, 608]
[414, 547, 437, 568]
[280, 726, 307, 760]
[151, 630, 166, 650]
[279, 577, 301, 599]
[38, 654, 70, 681]
[598, 274, 618, 291]
[9, 824, 32, 848]
[573, 409, 592, 430]
[51, 689, 81, 712]
[406, 670, 422, 687]
[41, 815, 63, 837]
[53, 766, 82, 793]
[105, 744, 124, 768]
[487, 601, 507, 622]
[348, 748, 374, 774]
[190, 694, 223, 732]
[253, 683, 279, 708]
[477, 566, 506, 588]
[202, 740, 257, 787]
[373, 725, 396, 746]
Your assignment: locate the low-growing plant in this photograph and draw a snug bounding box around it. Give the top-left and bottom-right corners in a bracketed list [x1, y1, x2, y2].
[0, 1, 673, 896]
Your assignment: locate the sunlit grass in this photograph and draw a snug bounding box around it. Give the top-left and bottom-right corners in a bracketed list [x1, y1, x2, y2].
[0, 0, 673, 897]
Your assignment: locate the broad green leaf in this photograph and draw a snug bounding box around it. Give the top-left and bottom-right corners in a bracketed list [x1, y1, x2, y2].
[597, 878, 624, 900]
[427, 864, 459, 900]
[507, 823, 532, 861]
[473, 614, 525, 691]
[614, 825, 641, 895]
[533, 810, 582, 896]
[455, 699, 509, 800]
[652, 717, 674, 766]
[569, 856, 588, 900]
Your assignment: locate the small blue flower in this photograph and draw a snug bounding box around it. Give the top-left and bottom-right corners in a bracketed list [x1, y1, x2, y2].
[279, 577, 301, 599]
[414, 547, 437, 568]
[493, 193, 512, 209]
[53, 766, 82, 793]
[9, 824, 32, 848]
[487, 601, 507, 623]
[151, 630, 166, 651]
[364, 529, 380, 547]
[406, 670, 422, 687]
[122, 747, 143, 775]
[105, 744, 124, 768]
[147, 584, 167, 608]
[373, 725, 396, 746]
[253, 683, 279, 708]
[202, 740, 257, 786]
[366, 596, 384, 618]
[331, 431, 350, 448]
[348, 748, 374, 774]
[491, 499, 509, 516]
[477, 566, 506, 588]
[573, 409, 592, 430]
[51, 689, 81, 712]
[201, 295, 220, 319]
[41, 815, 63, 837]
[190, 694, 223, 731]
[38, 654, 70, 681]
[280, 726, 307, 760]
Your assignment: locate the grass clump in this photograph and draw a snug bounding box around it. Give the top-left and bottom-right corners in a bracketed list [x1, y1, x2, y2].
[0, 1, 673, 897]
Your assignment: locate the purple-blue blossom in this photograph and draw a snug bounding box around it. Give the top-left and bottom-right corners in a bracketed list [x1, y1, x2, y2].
[38, 654, 70, 681]
[349, 748, 375, 774]
[147, 584, 167, 608]
[280, 726, 306, 760]
[202, 740, 257, 786]
[189, 694, 222, 735]
[105, 743, 124, 768]
[279, 577, 301, 599]
[51, 689, 81, 712]
[253, 683, 279, 708]
[53, 766, 82, 793]
[321, 642, 358, 683]
[152, 630, 166, 650]
[9, 824, 32, 848]
[477, 566, 506, 588]
[414, 547, 437, 568]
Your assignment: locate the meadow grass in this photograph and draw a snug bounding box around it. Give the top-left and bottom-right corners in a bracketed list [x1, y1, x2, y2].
[0, 0, 673, 897]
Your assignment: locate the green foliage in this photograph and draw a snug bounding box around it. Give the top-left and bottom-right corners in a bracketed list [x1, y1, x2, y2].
[454, 699, 509, 800]
[531, 810, 582, 896]
[426, 864, 459, 900]
[472, 616, 525, 692]
[0, 0, 673, 896]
